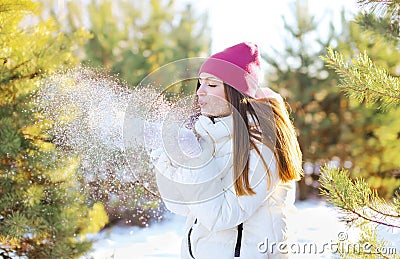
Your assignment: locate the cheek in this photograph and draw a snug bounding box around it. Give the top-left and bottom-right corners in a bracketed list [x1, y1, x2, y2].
[208, 88, 227, 105]
[203, 95, 230, 116]
[215, 89, 228, 109]
[215, 87, 226, 100]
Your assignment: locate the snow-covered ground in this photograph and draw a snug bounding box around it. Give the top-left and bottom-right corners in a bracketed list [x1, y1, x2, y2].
[85, 198, 399, 259]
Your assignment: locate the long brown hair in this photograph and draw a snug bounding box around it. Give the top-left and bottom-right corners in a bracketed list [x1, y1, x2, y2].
[195, 82, 303, 196]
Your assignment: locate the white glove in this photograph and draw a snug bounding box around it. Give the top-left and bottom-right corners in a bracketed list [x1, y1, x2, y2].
[177, 127, 202, 157]
[161, 121, 213, 169]
[145, 120, 202, 156]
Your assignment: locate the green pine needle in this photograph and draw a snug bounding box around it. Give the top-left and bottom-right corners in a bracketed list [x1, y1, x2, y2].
[321, 47, 400, 110]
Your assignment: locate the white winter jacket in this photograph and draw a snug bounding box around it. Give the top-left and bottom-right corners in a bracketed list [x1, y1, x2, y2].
[153, 114, 297, 259]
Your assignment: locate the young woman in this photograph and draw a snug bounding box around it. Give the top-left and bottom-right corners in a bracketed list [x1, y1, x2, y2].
[152, 42, 303, 259]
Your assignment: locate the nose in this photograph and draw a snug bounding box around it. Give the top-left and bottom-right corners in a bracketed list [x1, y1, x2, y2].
[196, 82, 207, 96]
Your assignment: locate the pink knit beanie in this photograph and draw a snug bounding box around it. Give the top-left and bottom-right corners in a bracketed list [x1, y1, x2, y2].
[199, 42, 261, 98]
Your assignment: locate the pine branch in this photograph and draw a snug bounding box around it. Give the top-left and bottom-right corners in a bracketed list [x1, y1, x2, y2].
[356, 225, 396, 259]
[321, 47, 400, 110]
[367, 193, 400, 218]
[357, 0, 400, 17]
[0, 236, 22, 258]
[334, 185, 400, 229]
[320, 165, 400, 229]
[357, 13, 400, 43]
[0, 2, 36, 14]
[367, 203, 400, 218]
[355, 0, 400, 44]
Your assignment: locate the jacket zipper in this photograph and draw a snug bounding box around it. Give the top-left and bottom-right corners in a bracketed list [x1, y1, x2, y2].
[187, 219, 243, 258]
[234, 223, 243, 257]
[188, 218, 197, 258]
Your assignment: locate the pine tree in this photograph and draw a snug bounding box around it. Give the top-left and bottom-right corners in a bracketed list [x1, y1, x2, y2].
[0, 1, 107, 257]
[38, 0, 211, 225]
[263, 0, 346, 200]
[320, 8, 400, 200]
[264, 0, 400, 201]
[320, 1, 400, 257]
[323, 35, 400, 198]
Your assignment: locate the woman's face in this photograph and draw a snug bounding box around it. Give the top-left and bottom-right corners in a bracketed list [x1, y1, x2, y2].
[197, 72, 231, 117]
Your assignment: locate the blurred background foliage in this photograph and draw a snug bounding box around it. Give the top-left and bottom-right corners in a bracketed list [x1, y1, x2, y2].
[1, 0, 399, 257]
[43, 0, 211, 86]
[319, 0, 400, 254]
[264, 0, 400, 200]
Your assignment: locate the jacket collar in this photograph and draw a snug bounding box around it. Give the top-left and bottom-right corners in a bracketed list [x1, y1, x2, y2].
[195, 114, 233, 142]
[195, 112, 259, 142]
